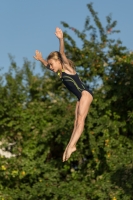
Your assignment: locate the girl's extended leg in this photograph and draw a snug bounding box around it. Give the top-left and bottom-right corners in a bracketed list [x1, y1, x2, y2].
[63, 91, 93, 162]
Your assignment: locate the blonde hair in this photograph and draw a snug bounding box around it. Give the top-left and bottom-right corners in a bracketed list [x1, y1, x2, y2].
[47, 51, 75, 68]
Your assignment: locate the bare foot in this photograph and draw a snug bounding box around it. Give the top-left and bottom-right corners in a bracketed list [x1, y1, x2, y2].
[63, 146, 76, 162]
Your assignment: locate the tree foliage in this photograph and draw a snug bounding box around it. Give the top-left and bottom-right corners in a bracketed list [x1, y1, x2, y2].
[0, 3, 133, 200]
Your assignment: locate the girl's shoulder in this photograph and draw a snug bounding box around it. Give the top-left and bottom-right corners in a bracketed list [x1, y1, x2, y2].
[63, 64, 76, 75]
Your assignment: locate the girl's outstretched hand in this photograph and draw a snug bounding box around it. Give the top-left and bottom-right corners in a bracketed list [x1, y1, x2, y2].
[34, 50, 48, 66]
[34, 50, 43, 61]
[55, 27, 63, 39]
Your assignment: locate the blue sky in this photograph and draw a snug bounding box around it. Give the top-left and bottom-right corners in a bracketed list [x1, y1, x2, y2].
[0, 0, 133, 75]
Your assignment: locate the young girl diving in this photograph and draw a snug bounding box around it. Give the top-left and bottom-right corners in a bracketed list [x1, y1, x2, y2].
[34, 27, 93, 162]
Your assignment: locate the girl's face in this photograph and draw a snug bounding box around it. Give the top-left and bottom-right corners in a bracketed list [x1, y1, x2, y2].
[47, 59, 61, 73]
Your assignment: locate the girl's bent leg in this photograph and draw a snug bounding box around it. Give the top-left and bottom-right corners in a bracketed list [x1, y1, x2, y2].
[66, 101, 79, 146]
[63, 101, 79, 161]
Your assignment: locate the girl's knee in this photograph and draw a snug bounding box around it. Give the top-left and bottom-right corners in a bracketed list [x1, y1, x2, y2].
[77, 115, 85, 125]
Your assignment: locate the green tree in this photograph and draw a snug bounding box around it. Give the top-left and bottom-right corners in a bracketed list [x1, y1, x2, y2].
[0, 3, 133, 200]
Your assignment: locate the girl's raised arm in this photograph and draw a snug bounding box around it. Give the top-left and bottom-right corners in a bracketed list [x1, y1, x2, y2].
[55, 27, 69, 65]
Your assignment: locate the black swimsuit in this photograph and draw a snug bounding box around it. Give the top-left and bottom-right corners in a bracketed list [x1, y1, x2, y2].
[61, 71, 93, 101]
